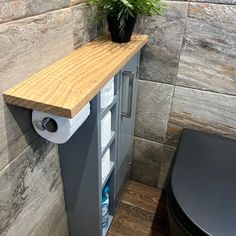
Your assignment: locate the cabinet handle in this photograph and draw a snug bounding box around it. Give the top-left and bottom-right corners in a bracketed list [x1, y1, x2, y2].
[121, 71, 135, 118]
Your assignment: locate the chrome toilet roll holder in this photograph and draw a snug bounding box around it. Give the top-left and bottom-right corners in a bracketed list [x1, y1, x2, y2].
[35, 117, 58, 132]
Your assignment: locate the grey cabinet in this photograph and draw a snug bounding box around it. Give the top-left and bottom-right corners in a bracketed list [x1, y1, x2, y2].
[59, 52, 140, 236]
[116, 53, 140, 204]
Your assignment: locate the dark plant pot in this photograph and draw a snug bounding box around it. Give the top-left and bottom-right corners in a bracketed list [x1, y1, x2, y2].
[107, 14, 137, 43]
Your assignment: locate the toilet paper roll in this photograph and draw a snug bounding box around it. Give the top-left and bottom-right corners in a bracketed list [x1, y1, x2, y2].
[102, 148, 111, 180]
[101, 111, 112, 150]
[32, 103, 90, 144]
[101, 77, 114, 109]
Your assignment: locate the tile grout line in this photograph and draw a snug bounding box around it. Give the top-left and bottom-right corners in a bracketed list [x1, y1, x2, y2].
[0, 2, 88, 25]
[134, 134, 177, 148]
[139, 77, 236, 98]
[164, 1, 190, 144]
[1, 1, 235, 26]
[166, 0, 236, 6]
[29, 193, 67, 235]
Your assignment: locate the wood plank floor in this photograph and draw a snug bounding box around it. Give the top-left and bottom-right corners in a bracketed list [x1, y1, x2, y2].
[108, 181, 170, 236]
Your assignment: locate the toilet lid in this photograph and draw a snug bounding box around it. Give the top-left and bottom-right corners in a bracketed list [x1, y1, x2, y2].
[171, 129, 236, 236]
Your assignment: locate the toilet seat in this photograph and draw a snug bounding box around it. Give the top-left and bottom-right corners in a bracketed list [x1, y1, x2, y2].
[167, 129, 236, 236]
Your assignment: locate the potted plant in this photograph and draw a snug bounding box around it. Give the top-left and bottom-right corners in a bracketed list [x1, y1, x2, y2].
[89, 0, 165, 43]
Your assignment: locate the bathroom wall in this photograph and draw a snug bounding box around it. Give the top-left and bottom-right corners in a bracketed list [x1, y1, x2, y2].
[0, 1, 105, 235]
[133, 0, 236, 188]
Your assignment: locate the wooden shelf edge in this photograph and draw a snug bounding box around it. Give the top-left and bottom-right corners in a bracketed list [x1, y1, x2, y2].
[3, 93, 73, 118]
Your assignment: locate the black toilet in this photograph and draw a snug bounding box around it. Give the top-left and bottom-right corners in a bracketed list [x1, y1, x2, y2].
[167, 129, 236, 236]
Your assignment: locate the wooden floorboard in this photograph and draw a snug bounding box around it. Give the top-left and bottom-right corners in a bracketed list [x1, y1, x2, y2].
[108, 181, 170, 236]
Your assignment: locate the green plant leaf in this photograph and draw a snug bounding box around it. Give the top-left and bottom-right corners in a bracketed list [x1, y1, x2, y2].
[88, 0, 166, 36]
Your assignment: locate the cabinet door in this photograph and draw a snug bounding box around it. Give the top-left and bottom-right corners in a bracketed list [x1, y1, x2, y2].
[116, 53, 140, 202]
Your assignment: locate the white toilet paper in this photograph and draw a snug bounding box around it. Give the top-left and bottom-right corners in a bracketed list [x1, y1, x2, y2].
[102, 148, 111, 180]
[101, 111, 112, 150]
[101, 77, 114, 109]
[32, 103, 90, 144]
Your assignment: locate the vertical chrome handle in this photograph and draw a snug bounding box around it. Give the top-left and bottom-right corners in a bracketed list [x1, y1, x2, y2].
[121, 71, 135, 118]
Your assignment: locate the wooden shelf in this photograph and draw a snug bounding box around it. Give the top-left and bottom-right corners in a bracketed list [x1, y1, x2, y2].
[3, 34, 148, 118]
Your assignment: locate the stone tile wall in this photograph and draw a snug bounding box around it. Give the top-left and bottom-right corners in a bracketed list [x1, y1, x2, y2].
[133, 0, 236, 188]
[0, 1, 105, 235]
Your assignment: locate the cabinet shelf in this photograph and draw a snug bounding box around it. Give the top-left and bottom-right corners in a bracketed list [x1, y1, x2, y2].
[102, 161, 115, 188]
[100, 95, 118, 119]
[101, 131, 116, 157]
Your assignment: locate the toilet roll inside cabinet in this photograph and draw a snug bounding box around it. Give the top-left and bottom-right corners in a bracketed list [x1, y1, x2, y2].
[58, 52, 140, 236]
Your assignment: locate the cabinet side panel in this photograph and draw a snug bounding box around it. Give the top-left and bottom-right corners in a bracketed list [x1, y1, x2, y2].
[59, 96, 102, 236]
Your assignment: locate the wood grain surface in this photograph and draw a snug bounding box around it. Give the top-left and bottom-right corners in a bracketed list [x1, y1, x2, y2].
[108, 181, 170, 236]
[3, 34, 148, 118]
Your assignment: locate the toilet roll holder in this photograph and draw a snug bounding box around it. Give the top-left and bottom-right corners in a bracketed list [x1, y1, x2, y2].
[35, 117, 58, 132]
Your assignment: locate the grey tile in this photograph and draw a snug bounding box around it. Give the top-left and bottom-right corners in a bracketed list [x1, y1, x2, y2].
[136, 2, 188, 84]
[70, 0, 86, 6]
[0, 139, 65, 235]
[132, 159, 160, 188]
[0, 0, 70, 23]
[135, 80, 174, 142]
[0, 98, 8, 170]
[0, 99, 39, 172]
[0, 8, 74, 93]
[167, 86, 236, 145]
[0, 8, 74, 170]
[167, 0, 236, 2]
[72, 4, 107, 48]
[132, 137, 163, 188]
[71, 3, 91, 32]
[132, 137, 175, 188]
[158, 145, 176, 189]
[176, 3, 236, 95]
[29, 195, 69, 236]
[190, 0, 236, 4]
